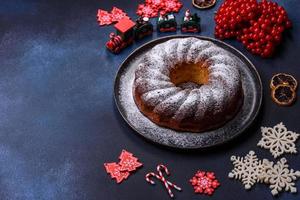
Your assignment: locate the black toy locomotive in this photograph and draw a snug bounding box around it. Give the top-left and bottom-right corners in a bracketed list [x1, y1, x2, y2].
[106, 10, 201, 54]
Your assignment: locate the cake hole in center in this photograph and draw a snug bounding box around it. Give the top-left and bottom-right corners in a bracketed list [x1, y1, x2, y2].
[170, 62, 209, 89]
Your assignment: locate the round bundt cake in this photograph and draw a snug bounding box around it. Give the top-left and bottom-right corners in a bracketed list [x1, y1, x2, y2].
[133, 37, 243, 132]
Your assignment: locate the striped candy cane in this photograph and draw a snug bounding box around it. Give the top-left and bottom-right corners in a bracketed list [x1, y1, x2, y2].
[145, 164, 182, 198]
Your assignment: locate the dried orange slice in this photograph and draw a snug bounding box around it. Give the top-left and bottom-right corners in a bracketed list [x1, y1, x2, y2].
[192, 0, 216, 9]
[270, 73, 297, 90]
[271, 84, 296, 106]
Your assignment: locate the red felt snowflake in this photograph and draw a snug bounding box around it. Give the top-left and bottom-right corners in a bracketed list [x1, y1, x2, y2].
[136, 3, 159, 18]
[136, 0, 183, 18]
[97, 9, 113, 26]
[190, 171, 220, 195]
[111, 7, 130, 22]
[145, 0, 165, 9]
[163, 0, 183, 13]
[104, 162, 130, 183]
[119, 150, 143, 172]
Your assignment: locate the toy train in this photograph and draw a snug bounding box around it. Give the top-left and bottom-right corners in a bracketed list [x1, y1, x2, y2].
[106, 10, 201, 54]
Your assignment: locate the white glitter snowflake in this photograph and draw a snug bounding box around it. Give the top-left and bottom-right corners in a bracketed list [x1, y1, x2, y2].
[258, 122, 299, 158]
[228, 151, 264, 189]
[260, 158, 300, 196]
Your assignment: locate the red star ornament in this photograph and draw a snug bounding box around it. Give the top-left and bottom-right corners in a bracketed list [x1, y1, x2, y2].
[119, 150, 143, 172]
[97, 9, 113, 26]
[104, 162, 130, 183]
[163, 0, 183, 13]
[111, 7, 130, 22]
[190, 171, 220, 195]
[136, 4, 159, 18]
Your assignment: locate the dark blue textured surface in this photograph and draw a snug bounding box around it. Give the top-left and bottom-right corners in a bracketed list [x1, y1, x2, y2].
[0, 0, 299, 199]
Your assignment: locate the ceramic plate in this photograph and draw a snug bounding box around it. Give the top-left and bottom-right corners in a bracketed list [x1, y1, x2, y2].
[114, 35, 262, 149]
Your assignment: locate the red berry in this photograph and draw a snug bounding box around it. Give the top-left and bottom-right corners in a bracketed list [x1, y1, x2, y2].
[258, 31, 265, 38]
[285, 20, 292, 28]
[253, 33, 259, 41]
[266, 34, 272, 41]
[214, 0, 291, 58]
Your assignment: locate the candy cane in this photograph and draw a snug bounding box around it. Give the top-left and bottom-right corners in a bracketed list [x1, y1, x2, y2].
[145, 164, 182, 198]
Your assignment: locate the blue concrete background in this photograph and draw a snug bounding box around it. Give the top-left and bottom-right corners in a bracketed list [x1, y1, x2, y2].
[0, 0, 299, 199]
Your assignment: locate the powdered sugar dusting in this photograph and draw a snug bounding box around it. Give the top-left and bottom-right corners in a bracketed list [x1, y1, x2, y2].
[176, 38, 199, 63]
[173, 89, 201, 122]
[162, 40, 180, 66]
[141, 87, 180, 107]
[195, 46, 227, 63]
[194, 85, 213, 120]
[135, 67, 170, 81]
[153, 89, 190, 117]
[116, 36, 261, 148]
[206, 54, 238, 66]
[133, 37, 242, 128]
[135, 78, 174, 94]
[187, 40, 212, 63]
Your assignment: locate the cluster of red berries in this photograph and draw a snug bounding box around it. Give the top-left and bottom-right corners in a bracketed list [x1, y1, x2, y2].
[215, 0, 292, 57]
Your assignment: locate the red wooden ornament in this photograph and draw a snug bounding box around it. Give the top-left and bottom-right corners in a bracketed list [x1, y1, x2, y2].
[119, 150, 143, 172]
[111, 7, 130, 22]
[97, 9, 113, 26]
[104, 162, 130, 183]
[104, 150, 143, 183]
[189, 171, 220, 195]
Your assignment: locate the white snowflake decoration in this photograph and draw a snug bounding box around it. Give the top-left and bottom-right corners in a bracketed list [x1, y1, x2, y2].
[228, 151, 264, 189]
[260, 158, 300, 196]
[257, 122, 299, 158]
